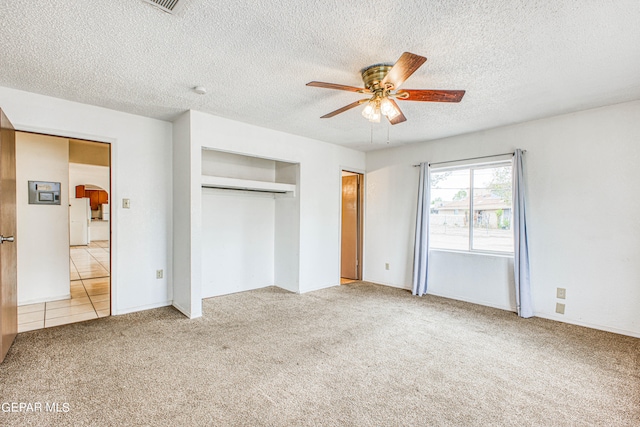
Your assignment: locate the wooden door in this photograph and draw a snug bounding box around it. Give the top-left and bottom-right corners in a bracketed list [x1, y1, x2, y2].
[341, 174, 360, 280]
[0, 109, 17, 363]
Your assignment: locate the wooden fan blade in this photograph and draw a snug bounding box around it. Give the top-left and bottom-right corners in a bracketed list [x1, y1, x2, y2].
[306, 81, 365, 92]
[397, 89, 465, 102]
[387, 99, 406, 125]
[320, 99, 368, 118]
[381, 52, 427, 89]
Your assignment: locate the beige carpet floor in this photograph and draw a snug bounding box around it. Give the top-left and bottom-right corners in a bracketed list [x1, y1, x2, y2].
[1, 282, 638, 426]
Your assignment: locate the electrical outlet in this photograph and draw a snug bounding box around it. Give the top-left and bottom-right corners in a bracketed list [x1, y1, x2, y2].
[156, 269, 163, 279]
[123, 198, 131, 209]
[385, 263, 390, 270]
[556, 303, 565, 315]
[556, 287, 566, 299]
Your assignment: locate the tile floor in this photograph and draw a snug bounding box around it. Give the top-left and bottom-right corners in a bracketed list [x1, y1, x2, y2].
[18, 241, 110, 332]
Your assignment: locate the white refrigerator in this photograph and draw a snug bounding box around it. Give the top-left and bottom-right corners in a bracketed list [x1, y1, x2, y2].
[69, 198, 91, 245]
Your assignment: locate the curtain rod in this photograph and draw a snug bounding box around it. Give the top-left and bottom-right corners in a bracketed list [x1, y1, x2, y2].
[412, 150, 526, 167]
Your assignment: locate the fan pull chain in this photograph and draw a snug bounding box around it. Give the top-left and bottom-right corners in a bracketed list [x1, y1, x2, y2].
[387, 122, 390, 144]
[370, 123, 374, 144]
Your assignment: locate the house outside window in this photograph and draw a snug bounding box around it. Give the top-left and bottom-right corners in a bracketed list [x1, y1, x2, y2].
[430, 161, 513, 254]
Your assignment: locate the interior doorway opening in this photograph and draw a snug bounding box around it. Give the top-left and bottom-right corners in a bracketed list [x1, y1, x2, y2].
[340, 170, 363, 284]
[16, 133, 111, 332]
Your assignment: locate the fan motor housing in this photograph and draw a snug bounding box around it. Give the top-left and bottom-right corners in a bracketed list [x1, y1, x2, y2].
[361, 64, 393, 91]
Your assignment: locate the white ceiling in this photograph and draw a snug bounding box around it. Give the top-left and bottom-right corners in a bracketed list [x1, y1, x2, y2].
[1, 0, 639, 151]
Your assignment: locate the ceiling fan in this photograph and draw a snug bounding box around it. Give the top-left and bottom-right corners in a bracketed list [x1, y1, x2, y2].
[307, 52, 465, 125]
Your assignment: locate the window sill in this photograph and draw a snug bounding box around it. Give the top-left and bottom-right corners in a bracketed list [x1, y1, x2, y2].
[429, 248, 514, 259]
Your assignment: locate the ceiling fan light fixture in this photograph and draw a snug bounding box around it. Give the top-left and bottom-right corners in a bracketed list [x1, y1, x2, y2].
[361, 100, 382, 122]
[361, 101, 374, 118]
[362, 100, 380, 122]
[380, 97, 400, 119]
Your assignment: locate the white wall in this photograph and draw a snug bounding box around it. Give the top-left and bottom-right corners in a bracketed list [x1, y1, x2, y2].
[15, 133, 70, 304]
[172, 111, 199, 318]
[202, 149, 276, 181]
[173, 110, 365, 317]
[274, 162, 300, 292]
[428, 252, 515, 311]
[201, 188, 275, 298]
[1, 86, 173, 315]
[365, 100, 640, 337]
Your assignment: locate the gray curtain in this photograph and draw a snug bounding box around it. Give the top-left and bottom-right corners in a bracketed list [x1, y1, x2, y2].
[412, 162, 430, 296]
[513, 149, 533, 317]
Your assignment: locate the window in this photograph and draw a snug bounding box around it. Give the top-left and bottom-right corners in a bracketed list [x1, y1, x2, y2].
[430, 161, 513, 254]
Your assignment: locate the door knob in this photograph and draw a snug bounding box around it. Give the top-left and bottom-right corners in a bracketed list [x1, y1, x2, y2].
[0, 235, 15, 244]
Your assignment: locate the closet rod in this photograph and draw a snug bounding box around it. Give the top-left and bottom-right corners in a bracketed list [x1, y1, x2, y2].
[412, 150, 525, 167]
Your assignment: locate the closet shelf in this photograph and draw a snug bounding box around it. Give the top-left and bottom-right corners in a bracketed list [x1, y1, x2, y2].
[201, 175, 295, 194]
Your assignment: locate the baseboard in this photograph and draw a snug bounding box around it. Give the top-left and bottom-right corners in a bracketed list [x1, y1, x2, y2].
[363, 279, 411, 291]
[113, 300, 173, 316]
[425, 290, 516, 313]
[273, 283, 298, 293]
[170, 300, 193, 318]
[367, 279, 515, 312]
[274, 284, 297, 294]
[376, 280, 412, 291]
[18, 293, 71, 306]
[202, 283, 270, 299]
[372, 281, 639, 338]
[534, 312, 640, 338]
[298, 282, 339, 294]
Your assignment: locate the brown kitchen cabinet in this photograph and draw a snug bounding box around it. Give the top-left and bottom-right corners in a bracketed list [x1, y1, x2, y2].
[98, 190, 108, 204]
[75, 185, 108, 210]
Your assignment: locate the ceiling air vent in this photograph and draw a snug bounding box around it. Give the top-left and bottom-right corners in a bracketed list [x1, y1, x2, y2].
[142, 0, 183, 14]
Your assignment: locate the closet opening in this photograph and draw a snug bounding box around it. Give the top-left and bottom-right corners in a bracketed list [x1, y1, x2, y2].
[340, 170, 363, 284]
[200, 148, 300, 297]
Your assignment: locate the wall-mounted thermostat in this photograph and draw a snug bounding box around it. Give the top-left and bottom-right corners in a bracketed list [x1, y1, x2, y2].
[28, 181, 61, 205]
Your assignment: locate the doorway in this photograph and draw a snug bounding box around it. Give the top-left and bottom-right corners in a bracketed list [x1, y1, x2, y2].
[340, 170, 363, 284]
[16, 134, 111, 332]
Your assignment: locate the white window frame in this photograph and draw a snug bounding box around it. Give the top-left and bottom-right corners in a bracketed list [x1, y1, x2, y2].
[430, 159, 514, 256]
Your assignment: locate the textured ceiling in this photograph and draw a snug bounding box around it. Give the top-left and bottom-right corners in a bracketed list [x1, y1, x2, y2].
[0, 0, 639, 151]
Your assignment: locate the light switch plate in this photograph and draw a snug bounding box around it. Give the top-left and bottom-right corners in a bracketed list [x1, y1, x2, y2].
[556, 303, 565, 315]
[557, 288, 566, 299]
[122, 198, 130, 209]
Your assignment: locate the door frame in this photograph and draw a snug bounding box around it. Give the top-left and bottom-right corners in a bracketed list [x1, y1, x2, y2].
[339, 168, 365, 282]
[15, 125, 116, 315]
